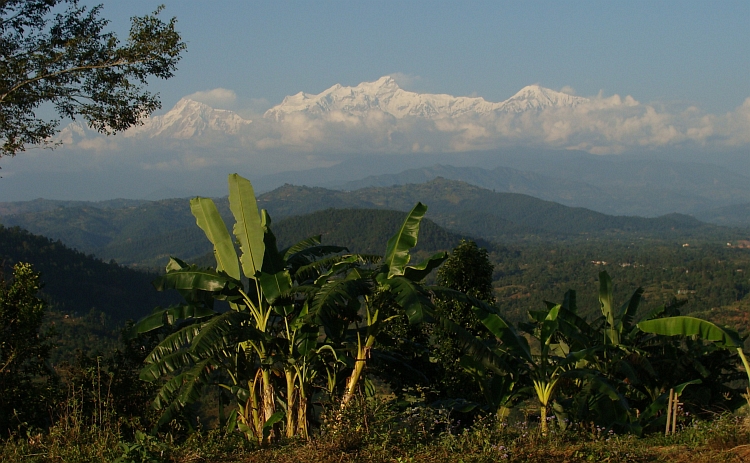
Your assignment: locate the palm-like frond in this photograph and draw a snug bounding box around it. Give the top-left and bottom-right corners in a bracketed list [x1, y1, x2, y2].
[152, 357, 218, 427]
[383, 202, 427, 278]
[281, 235, 322, 260]
[130, 303, 215, 336]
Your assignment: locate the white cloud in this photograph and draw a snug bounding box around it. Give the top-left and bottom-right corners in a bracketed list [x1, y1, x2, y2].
[389, 73, 423, 90]
[184, 88, 237, 108]
[559, 86, 577, 95]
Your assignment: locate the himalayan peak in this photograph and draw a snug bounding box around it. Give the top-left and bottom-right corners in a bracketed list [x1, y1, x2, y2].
[263, 76, 588, 121]
[124, 98, 252, 139]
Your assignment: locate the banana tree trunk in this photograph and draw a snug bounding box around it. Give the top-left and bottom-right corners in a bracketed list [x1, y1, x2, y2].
[285, 369, 296, 438]
[261, 368, 276, 443]
[297, 394, 309, 440]
[341, 334, 375, 408]
[249, 377, 262, 440]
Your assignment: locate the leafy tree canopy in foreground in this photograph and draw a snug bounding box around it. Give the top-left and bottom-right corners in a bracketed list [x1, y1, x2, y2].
[0, 0, 185, 157]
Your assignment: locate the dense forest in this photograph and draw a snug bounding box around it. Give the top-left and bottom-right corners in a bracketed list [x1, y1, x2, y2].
[0, 226, 176, 324]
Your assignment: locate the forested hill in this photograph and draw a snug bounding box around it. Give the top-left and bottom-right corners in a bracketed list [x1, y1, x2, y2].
[1, 178, 742, 270]
[0, 197, 148, 215]
[0, 226, 176, 324]
[258, 178, 729, 241]
[271, 208, 493, 256]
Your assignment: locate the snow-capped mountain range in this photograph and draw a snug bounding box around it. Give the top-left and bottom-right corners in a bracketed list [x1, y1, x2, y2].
[264, 76, 587, 120]
[60, 76, 589, 142]
[56, 76, 741, 158]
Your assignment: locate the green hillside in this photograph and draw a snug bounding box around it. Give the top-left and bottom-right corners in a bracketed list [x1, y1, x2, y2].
[0, 225, 176, 324]
[1, 178, 745, 271]
[271, 208, 491, 255]
[258, 178, 730, 242]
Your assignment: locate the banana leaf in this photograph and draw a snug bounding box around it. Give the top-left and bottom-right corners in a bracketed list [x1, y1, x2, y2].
[153, 266, 235, 293]
[383, 202, 427, 278]
[403, 251, 448, 281]
[130, 303, 215, 336]
[191, 197, 240, 280]
[384, 275, 435, 324]
[228, 173, 265, 279]
[637, 316, 742, 348]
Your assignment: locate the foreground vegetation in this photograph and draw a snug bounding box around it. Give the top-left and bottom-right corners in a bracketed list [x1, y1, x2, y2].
[2, 174, 749, 461]
[2, 400, 750, 462]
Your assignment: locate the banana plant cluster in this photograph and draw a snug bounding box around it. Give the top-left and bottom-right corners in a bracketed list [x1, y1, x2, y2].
[450, 270, 750, 435]
[132, 174, 447, 444]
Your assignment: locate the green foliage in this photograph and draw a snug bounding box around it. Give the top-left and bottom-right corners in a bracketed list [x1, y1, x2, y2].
[0, 262, 55, 434]
[133, 175, 452, 444]
[0, 0, 185, 157]
[428, 240, 496, 402]
[491, 239, 750, 326]
[114, 430, 169, 463]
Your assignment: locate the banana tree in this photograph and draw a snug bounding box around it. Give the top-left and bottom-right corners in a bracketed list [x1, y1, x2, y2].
[433, 289, 586, 434]
[133, 174, 350, 443]
[306, 202, 448, 409]
[637, 316, 750, 404]
[596, 271, 644, 346]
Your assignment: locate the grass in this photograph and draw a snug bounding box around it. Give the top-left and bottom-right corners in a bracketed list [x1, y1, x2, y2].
[3, 397, 750, 463]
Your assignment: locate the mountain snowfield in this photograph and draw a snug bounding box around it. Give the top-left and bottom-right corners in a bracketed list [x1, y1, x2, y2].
[263, 76, 588, 120]
[55, 75, 749, 156]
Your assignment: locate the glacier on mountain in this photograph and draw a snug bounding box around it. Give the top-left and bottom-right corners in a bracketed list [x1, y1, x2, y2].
[264, 76, 588, 121]
[125, 98, 252, 139]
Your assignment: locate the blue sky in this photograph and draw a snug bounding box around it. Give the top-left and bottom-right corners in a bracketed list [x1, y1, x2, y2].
[94, 0, 749, 114]
[2, 0, 749, 201]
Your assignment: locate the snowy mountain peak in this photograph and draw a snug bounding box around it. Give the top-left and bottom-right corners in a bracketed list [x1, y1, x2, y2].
[125, 98, 252, 139]
[264, 76, 588, 121]
[501, 85, 587, 112]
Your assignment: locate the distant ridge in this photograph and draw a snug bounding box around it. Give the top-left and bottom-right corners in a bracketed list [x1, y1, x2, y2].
[1, 178, 739, 270]
[695, 202, 750, 227]
[256, 178, 720, 241]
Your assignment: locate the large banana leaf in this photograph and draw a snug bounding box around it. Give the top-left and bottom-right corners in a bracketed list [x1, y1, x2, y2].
[541, 304, 561, 349]
[286, 245, 350, 272]
[142, 323, 205, 373]
[259, 270, 292, 307]
[637, 316, 742, 348]
[619, 287, 644, 333]
[385, 275, 435, 324]
[383, 202, 427, 278]
[228, 173, 265, 279]
[131, 303, 215, 335]
[190, 197, 240, 280]
[282, 235, 321, 260]
[153, 267, 233, 293]
[152, 357, 216, 428]
[295, 254, 358, 283]
[403, 251, 448, 281]
[309, 274, 369, 321]
[470, 300, 533, 363]
[260, 210, 285, 274]
[440, 315, 516, 375]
